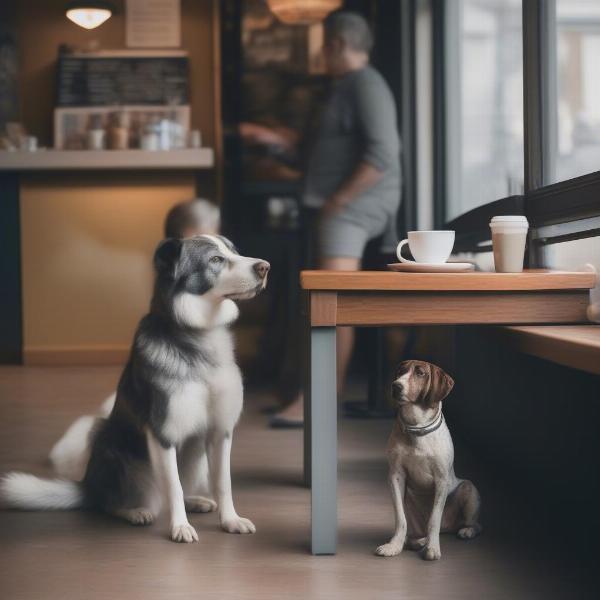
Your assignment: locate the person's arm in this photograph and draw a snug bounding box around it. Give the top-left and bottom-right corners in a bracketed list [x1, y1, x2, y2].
[323, 73, 399, 216]
[322, 161, 383, 216]
[239, 122, 299, 152]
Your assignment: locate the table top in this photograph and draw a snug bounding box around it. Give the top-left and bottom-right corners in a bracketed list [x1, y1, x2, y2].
[300, 269, 596, 292]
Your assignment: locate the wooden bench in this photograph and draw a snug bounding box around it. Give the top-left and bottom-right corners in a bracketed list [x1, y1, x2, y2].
[497, 325, 600, 376]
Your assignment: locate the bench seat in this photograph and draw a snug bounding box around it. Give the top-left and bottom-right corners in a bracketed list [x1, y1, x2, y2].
[498, 325, 600, 375]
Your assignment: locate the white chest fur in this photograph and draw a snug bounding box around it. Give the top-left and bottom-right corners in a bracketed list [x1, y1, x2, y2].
[162, 381, 209, 444]
[161, 328, 243, 445]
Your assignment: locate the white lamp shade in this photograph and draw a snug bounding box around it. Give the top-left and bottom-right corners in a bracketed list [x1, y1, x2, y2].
[66, 7, 112, 29]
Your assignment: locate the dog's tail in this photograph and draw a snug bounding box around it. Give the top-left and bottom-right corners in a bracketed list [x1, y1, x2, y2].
[0, 472, 83, 510]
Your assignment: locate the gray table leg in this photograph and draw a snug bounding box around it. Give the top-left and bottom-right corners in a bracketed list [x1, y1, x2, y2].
[303, 377, 311, 487]
[303, 300, 311, 488]
[307, 326, 337, 555]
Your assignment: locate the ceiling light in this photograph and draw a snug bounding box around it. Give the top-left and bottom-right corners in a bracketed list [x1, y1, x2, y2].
[267, 0, 342, 25]
[66, 2, 114, 30]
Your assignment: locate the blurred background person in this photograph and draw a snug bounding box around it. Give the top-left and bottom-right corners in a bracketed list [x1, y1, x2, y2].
[269, 11, 401, 427]
[164, 198, 221, 239]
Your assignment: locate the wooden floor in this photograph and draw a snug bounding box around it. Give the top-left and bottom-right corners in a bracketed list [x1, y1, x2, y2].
[0, 366, 594, 600]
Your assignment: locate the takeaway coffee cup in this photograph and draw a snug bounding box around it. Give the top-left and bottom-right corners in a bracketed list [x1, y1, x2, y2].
[489, 216, 529, 273]
[396, 230, 455, 264]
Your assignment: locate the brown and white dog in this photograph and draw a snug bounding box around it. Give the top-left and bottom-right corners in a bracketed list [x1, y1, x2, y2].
[376, 360, 481, 560]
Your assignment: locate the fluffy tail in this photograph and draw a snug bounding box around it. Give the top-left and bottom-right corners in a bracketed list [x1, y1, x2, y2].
[48, 393, 115, 480]
[0, 472, 83, 510]
[49, 415, 98, 480]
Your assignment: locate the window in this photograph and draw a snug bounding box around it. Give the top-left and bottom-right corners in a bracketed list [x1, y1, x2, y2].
[426, 0, 598, 313]
[445, 0, 524, 220]
[551, 0, 600, 183]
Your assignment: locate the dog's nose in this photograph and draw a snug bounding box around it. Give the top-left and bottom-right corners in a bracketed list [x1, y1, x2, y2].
[253, 260, 270, 279]
[391, 381, 403, 397]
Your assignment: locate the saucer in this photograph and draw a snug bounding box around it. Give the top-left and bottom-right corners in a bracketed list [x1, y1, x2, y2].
[387, 262, 475, 273]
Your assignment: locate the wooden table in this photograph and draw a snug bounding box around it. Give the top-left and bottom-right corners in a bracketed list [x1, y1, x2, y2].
[300, 269, 596, 555]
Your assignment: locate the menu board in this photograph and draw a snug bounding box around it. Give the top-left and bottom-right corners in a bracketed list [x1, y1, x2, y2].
[56, 54, 189, 107]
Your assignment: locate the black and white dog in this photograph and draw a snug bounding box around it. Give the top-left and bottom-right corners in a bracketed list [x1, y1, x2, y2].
[1, 235, 270, 543]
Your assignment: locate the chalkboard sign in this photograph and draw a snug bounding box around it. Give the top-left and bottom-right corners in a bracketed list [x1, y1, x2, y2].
[56, 54, 189, 107]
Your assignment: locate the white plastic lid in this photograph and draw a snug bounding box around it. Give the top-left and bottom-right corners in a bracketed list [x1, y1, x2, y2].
[490, 215, 529, 230]
[490, 215, 528, 225]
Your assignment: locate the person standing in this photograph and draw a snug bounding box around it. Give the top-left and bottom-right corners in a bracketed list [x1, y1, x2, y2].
[271, 11, 402, 426]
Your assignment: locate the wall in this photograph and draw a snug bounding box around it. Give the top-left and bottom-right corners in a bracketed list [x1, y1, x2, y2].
[20, 173, 197, 364]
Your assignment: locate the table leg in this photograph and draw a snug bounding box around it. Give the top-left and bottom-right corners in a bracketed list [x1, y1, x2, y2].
[303, 376, 311, 487]
[306, 326, 337, 555]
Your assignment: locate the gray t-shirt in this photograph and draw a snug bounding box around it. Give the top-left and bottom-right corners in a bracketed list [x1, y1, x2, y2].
[303, 65, 401, 217]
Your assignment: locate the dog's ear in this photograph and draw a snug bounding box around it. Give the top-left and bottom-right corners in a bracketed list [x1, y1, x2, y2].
[216, 235, 239, 255]
[425, 364, 454, 406]
[154, 238, 183, 277]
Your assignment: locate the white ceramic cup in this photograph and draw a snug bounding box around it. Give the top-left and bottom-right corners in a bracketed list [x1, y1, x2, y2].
[19, 136, 38, 152]
[141, 133, 159, 151]
[189, 129, 202, 148]
[489, 215, 529, 273]
[396, 230, 455, 264]
[87, 129, 105, 151]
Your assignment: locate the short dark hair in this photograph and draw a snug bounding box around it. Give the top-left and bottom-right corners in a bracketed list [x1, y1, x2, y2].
[164, 199, 220, 238]
[324, 11, 373, 53]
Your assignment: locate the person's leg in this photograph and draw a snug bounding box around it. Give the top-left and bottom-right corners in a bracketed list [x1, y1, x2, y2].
[271, 212, 369, 427]
[271, 255, 360, 425]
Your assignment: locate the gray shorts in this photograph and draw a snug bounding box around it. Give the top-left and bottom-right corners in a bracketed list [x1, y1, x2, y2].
[318, 205, 398, 259]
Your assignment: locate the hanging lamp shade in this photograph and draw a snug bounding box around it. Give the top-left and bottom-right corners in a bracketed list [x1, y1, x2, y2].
[65, 1, 114, 30]
[266, 0, 342, 25]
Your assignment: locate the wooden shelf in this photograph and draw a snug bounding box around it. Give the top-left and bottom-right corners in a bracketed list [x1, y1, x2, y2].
[0, 148, 214, 171]
[301, 269, 597, 292]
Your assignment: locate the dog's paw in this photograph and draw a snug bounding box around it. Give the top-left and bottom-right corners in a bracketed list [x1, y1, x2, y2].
[221, 516, 256, 534]
[114, 507, 155, 526]
[126, 508, 155, 526]
[185, 496, 217, 513]
[171, 523, 199, 543]
[422, 545, 441, 561]
[457, 525, 481, 539]
[375, 542, 402, 557]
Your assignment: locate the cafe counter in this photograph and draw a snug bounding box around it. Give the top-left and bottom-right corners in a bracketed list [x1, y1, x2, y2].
[0, 149, 215, 365]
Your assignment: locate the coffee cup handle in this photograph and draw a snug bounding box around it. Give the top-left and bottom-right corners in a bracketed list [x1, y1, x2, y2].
[396, 239, 415, 264]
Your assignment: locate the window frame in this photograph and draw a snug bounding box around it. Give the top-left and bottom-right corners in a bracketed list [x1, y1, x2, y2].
[432, 0, 447, 228]
[431, 0, 600, 263]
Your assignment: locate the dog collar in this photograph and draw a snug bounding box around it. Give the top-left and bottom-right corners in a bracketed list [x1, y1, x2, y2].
[400, 407, 444, 437]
